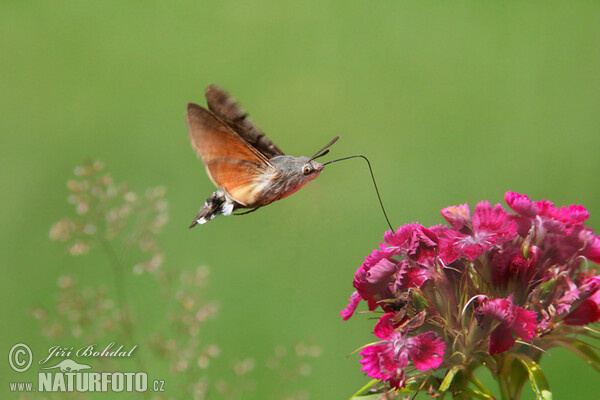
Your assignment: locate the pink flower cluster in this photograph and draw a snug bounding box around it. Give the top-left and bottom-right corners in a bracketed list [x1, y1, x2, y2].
[342, 191, 600, 390]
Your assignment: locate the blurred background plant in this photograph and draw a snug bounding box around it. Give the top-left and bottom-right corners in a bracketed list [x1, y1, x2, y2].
[25, 161, 320, 399]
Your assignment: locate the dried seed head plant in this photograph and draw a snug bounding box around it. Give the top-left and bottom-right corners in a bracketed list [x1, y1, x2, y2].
[39, 160, 320, 400]
[49, 160, 168, 276]
[342, 192, 600, 399]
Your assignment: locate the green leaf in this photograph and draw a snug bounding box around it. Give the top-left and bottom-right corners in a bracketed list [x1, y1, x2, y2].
[554, 338, 600, 372]
[350, 394, 383, 400]
[514, 354, 552, 400]
[583, 325, 600, 336]
[349, 379, 379, 399]
[507, 357, 530, 399]
[452, 383, 496, 400]
[439, 365, 462, 392]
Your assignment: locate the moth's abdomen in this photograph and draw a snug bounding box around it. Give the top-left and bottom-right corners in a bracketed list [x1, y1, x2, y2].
[189, 189, 235, 228]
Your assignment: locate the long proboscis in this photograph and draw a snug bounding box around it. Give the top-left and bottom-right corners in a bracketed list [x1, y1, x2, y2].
[323, 155, 394, 231]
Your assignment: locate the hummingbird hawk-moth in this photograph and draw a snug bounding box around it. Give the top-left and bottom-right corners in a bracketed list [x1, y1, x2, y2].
[187, 85, 339, 227]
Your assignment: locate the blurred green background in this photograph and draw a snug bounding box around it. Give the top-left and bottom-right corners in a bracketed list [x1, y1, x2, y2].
[1, 1, 599, 398]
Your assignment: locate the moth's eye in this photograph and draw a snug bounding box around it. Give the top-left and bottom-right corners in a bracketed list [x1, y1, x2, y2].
[303, 165, 312, 175]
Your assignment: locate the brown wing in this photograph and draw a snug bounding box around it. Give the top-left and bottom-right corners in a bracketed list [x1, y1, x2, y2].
[205, 85, 285, 159]
[187, 103, 276, 206]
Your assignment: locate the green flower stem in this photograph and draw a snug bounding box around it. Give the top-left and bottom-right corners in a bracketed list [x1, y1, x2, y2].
[100, 238, 148, 399]
[100, 238, 134, 340]
[496, 371, 511, 400]
[463, 365, 494, 398]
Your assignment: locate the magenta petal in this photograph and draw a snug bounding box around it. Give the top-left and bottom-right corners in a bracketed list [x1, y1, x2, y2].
[478, 296, 513, 321]
[584, 234, 600, 263]
[359, 343, 408, 389]
[368, 258, 400, 283]
[340, 291, 362, 321]
[489, 323, 515, 355]
[580, 276, 600, 295]
[454, 232, 488, 260]
[359, 344, 392, 380]
[473, 202, 510, 234]
[534, 199, 554, 216]
[557, 204, 589, 224]
[554, 276, 580, 315]
[373, 313, 396, 339]
[363, 244, 400, 269]
[436, 228, 461, 264]
[413, 226, 439, 248]
[564, 300, 600, 326]
[353, 249, 398, 303]
[512, 308, 538, 341]
[542, 202, 589, 225]
[477, 296, 538, 347]
[505, 191, 537, 217]
[406, 331, 445, 370]
[384, 223, 417, 247]
[441, 203, 471, 230]
[406, 226, 438, 263]
[489, 248, 517, 288]
[396, 264, 431, 289]
[452, 202, 516, 261]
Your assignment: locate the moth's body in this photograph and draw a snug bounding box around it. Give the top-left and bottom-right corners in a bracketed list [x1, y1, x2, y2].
[195, 156, 324, 225]
[187, 85, 332, 227]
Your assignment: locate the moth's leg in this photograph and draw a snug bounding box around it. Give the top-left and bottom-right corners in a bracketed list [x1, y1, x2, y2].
[233, 207, 260, 216]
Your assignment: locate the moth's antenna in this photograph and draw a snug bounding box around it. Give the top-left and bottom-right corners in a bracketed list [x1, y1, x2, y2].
[312, 149, 330, 160]
[323, 155, 394, 231]
[310, 136, 339, 161]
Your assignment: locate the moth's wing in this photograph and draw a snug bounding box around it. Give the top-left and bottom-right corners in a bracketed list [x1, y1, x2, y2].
[187, 103, 276, 206]
[205, 84, 285, 158]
